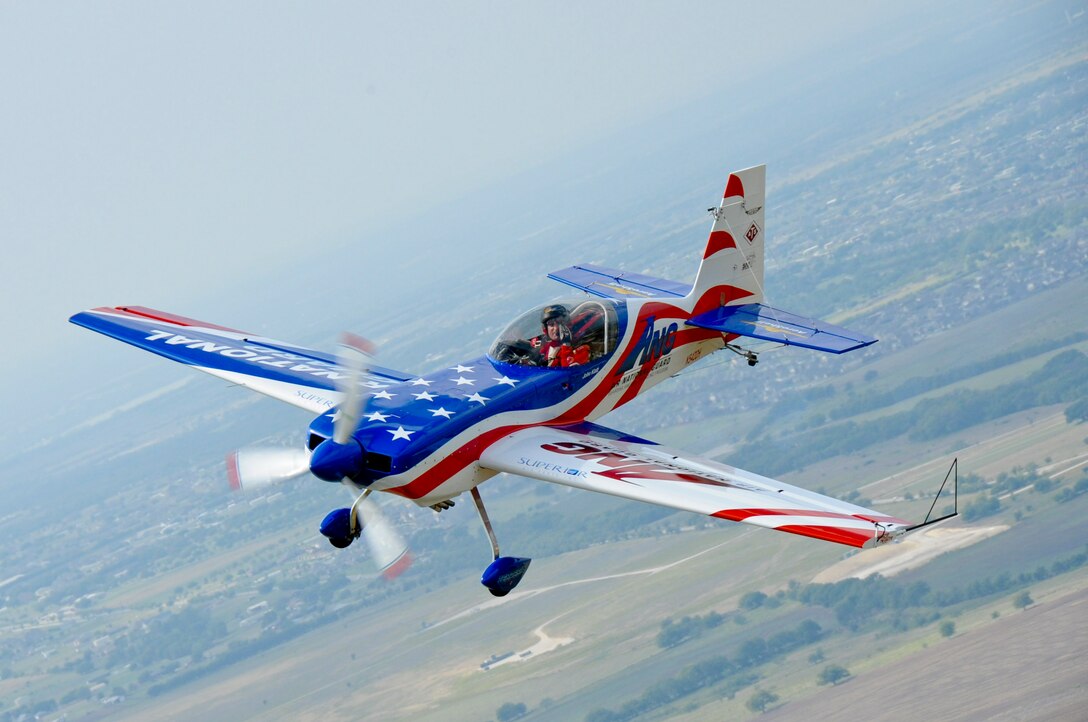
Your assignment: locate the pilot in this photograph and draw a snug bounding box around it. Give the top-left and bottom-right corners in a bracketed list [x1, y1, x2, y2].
[533, 304, 590, 367]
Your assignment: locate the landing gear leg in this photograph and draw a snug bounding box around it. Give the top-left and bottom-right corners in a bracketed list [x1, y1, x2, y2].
[724, 342, 759, 366]
[472, 487, 501, 560]
[348, 487, 373, 539]
[471, 487, 531, 597]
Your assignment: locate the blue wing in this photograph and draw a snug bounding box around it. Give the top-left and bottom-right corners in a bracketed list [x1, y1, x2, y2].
[70, 306, 414, 413]
[686, 303, 876, 354]
[548, 263, 691, 299]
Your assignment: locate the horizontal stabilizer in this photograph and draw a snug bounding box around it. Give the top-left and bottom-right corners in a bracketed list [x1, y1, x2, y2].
[548, 263, 690, 300]
[686, 303, 876, 354]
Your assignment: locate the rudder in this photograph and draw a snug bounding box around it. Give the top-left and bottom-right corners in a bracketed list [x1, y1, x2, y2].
[688, 165, 766, 312]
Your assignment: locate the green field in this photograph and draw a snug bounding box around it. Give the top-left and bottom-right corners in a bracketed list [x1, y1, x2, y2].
[99, 380, 1088, 721]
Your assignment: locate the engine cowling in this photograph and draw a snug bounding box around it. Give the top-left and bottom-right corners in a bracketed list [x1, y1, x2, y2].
[309, 438, 366, 481]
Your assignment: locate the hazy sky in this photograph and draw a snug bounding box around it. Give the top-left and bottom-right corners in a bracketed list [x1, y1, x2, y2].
[1, 2, 935, 384]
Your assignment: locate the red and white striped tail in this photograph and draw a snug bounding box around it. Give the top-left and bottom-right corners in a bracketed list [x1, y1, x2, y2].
[688, 164, 767, 313]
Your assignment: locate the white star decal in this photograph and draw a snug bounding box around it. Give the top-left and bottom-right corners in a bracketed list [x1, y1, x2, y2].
[453, 376, 474, 386]
[413, 391, 437, 401]
[409, 378, 433, 386]
[372, 390, 396, 400]
[450, 364, 475, 373]
[327, 409, 343, 422]
[466, 392, 488, 405]
[429, 407, 454, 418]
[493, 375, 518, 386]
[388, 426, 414, 441]
[366, 411, 393, 422]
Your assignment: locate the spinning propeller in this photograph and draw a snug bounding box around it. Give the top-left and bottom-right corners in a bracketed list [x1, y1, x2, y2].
[310, 332, 374, 481]
[225, 332, 411, 579]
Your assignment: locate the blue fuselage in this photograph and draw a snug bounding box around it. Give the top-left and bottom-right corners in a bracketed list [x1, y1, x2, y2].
[307, 354, 610, 484]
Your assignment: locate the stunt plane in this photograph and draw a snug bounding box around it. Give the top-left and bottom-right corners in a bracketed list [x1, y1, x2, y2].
[72, 165, 931, 597]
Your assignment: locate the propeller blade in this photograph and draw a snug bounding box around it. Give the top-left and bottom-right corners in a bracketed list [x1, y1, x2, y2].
[356, 497, 412, 580]
[333, 332, 377, 445]
[227, 447, 312, 492]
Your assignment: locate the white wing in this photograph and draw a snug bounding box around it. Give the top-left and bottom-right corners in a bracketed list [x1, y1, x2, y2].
[480, 425, 910, 549]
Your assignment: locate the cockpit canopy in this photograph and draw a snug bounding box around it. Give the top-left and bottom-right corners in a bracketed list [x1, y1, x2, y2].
[489, 297, 624, 368]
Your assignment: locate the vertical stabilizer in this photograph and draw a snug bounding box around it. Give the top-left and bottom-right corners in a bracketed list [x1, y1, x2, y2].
[688, 165, 766, 312]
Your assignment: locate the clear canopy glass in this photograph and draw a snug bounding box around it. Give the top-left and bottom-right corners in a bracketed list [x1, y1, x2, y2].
[488, 297, 622, 368]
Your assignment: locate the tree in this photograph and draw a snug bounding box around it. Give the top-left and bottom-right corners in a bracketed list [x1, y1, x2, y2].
[736, 638, 769, 668]
[740, 591, 768, 610]
[1065, 398, 1088, 424]
[746, 690, 779, 713]
[496, 701, 528, 721]
[817, 664, 851, 686]
[585, 710, 618, 722]
[939, 620, 955, 638]
[1013, 590, 1034, 610]
[962, 494, 1001, 522]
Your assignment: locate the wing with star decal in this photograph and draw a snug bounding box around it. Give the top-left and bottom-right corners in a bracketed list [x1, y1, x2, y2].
[479, 425, 910, 549]
[70, 306, 415, 414]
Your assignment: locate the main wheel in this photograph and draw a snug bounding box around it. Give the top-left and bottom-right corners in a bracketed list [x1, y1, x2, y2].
[328, 535, 354, 549]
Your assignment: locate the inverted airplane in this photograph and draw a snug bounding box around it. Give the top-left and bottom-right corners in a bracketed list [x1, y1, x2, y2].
[71, 165, 928, 596]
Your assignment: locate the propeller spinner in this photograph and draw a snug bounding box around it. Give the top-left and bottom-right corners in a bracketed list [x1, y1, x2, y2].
[308, 332, 377, 481]
[225, 332, 410, 579]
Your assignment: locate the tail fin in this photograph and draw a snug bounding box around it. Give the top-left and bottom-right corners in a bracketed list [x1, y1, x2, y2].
[688, 165, 766, 312]
[684, 165, 878, 355]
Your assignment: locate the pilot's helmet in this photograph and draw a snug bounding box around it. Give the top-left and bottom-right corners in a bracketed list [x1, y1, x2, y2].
[541, 304, 569, 327]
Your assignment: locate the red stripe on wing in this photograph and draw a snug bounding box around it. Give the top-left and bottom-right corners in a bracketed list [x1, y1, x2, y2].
[713, 508, 908, 525]
[776, 524, 875, 549]
[112, 306, 247, 334]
